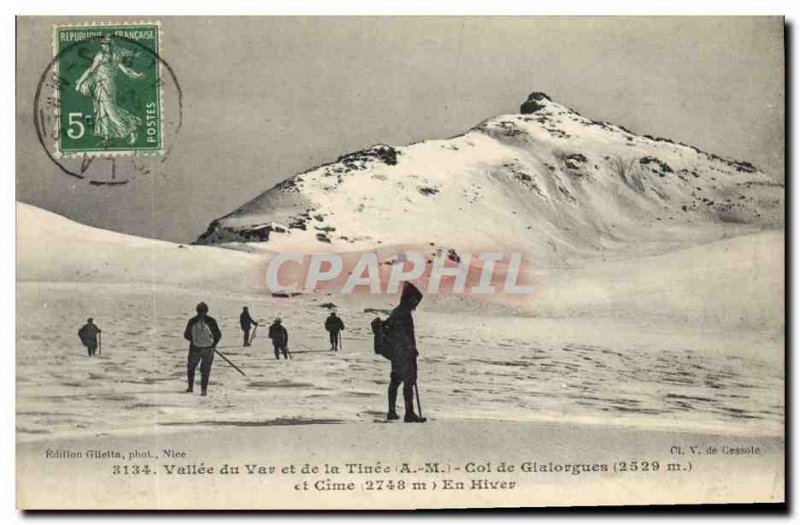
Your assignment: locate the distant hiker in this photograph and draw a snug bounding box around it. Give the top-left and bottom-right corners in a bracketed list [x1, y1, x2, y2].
[268, 318, 289, 360]
[183, 302, 222, 396]
[77, 318, 101, 357]
[324, 312, 345, 351]
[240, 306, 258, 347]
[386, 282, 426, 423]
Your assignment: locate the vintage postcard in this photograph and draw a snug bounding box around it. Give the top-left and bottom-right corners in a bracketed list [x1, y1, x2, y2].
[15, 16, 785, 509]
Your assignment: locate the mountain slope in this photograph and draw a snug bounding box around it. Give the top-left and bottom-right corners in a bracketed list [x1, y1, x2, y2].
[17, 203, 263, 290]
[196, 92, 783, 268]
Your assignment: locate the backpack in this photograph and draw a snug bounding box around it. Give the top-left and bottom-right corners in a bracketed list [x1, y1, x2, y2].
[371, 317, 393, 360]
[191, 319, 214, 348]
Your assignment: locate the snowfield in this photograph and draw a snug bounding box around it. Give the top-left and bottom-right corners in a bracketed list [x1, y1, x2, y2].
[17, 203, 264, 291]
[17, 203, 784, 442]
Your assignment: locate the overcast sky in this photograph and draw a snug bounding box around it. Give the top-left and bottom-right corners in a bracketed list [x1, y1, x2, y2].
[16, 16, 784, 243]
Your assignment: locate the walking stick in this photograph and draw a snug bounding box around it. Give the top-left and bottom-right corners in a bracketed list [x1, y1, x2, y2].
[338, 332, 343, 352]
[415, 383, 423, 418]
[249, 324, 258, 345]
[98, 331, 102, 356]
[214, 348, 247, 376]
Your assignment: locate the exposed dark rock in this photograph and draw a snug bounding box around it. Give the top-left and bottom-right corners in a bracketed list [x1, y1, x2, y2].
[564, 153, 588, 171]
[195, 220, 274, 244]
[520, 92, 552, 114]
[337, 144, 399, 169]
[275, 176, 301, 192]
[195, 219, 221, 244]
[272, 292, 301, 298]
[288, 217, 308, 230]
[733, 161, 757, 173]
[640, 156, 674, 176]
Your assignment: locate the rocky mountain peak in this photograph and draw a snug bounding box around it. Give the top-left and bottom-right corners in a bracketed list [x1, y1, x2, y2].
[519, 91, 554, 114]
[195, 92, 783, 269]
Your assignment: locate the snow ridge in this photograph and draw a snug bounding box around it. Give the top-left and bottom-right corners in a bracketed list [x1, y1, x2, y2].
[196, 92, 783, 268]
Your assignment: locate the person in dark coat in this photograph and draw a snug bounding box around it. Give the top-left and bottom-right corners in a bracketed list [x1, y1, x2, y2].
[77, 318, 101, 357]
[240, 306, 258, 347]
[386, 282, 426, 423]
[324, 312, 345, 351]
[183, 302, 222, 396]
[268, 318, 289, 360]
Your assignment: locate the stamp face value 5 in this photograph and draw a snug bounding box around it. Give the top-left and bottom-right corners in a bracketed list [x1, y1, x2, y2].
[54, 23, 162, 156]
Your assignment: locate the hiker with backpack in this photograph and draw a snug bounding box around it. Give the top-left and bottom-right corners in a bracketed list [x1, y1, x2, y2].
[376, 282, 426, 423]
[268, 318, 289, 360]
[240, 306, 258, 347]
[324, 312, 345, 351]
[183, 302, 222, 396]
[77, 318, 101, 357]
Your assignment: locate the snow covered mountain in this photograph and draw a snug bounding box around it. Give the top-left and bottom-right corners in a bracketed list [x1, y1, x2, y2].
[196, 92, 783, 267]
[17, 202, 263, 290]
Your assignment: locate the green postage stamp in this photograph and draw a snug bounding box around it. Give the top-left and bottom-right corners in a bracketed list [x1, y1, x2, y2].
[53, 22, 163, 157]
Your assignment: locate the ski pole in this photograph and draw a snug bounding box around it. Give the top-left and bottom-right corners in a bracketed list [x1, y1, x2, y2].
[415, 382, 423, 418]
[214, 348, 247, 376]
